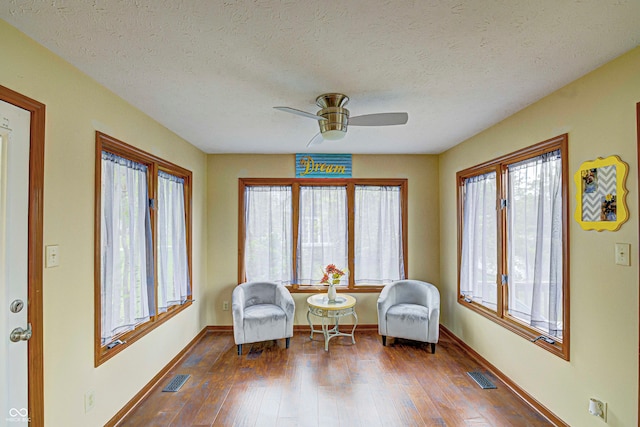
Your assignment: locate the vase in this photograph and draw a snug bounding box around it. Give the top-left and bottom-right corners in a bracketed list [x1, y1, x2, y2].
[327, 282, 337, 302]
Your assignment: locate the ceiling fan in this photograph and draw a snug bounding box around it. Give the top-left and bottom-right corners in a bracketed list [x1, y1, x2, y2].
[274, 93, 408, 147]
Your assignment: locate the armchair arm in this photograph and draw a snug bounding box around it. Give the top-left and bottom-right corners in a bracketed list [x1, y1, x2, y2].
[274, 285, 295, 318]
[377, 283, 397, 315]
[377, 283, 397, 336]
[231, 286, 246, 344]
[274, 284, 295, 337]
[428, 307, 440, 343]
[422, 283, 440, 343]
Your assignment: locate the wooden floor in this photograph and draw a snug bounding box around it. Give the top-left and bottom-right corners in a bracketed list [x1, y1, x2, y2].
[118, 329, 552, 427]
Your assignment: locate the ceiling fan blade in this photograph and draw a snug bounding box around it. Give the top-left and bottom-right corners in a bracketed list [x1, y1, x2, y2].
[306, 132, 324, 147]
[349, 112, 408, 126]
[274, 106, 327, 121]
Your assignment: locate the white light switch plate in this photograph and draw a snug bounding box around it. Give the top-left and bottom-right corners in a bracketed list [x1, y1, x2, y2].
[45, 245, 59, 268]
[615, 243, 630, 266]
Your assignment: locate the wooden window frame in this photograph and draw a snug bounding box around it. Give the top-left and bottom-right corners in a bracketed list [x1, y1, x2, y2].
[238, 178, 408, 293]
[94, 132, 193, 366]
[456, 134, 570, 360]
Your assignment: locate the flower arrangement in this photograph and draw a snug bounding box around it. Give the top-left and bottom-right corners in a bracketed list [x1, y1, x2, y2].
[320, 264, 345, 285]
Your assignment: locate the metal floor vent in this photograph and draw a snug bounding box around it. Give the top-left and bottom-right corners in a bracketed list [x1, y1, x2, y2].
[162, 374, 190, 392]
[467, 371, 497, 389]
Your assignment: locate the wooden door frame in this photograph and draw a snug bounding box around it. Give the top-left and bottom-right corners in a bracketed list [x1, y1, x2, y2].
[0, 85, 45, 426]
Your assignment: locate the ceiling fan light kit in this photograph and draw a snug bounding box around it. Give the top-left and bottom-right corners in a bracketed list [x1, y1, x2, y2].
[274, 93, 408, 146]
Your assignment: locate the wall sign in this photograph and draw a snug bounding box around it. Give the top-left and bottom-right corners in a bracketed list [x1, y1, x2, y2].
[574, 155, 629, 231]
[296, 153, 352, 178]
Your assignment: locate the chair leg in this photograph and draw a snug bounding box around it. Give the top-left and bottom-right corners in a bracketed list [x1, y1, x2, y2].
[286, 337, 290, 349]
[430, 343, 436, 354]
[237, 344, 242, 356]
[382, 335, 387, 346]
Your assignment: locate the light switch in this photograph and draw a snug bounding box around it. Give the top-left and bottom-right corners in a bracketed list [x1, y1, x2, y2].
[45, 245, 59, 268]
[615, 243, 630, 266]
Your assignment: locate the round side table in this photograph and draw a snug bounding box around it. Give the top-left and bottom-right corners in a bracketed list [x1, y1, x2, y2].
[306, 293, 358, 351]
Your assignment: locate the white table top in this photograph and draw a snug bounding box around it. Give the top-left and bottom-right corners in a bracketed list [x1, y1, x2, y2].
[307, 293, 356, 310]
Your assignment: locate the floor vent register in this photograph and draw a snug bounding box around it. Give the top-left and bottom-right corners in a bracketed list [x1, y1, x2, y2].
[162, 374, 190, 392]
[467, 371, 497, 389]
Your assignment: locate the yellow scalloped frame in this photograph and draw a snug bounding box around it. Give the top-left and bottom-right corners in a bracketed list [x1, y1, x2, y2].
[574, 155, 629, 231]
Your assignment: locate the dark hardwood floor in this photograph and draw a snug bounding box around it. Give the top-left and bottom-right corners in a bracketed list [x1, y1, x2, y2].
[118, 329, 552, 426]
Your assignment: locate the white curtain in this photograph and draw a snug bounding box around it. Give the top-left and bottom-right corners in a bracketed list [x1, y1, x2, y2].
[157, 171, 190, 313]
[100, 152, 153, 345]
[244, 186, 293, 285]
[507, 150, 563, 337]
[297, 186, 348, 284]
[460, 171, 498, 311]
[354, 185, 404, 284]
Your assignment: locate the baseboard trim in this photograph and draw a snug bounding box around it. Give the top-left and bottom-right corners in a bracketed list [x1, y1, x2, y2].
[205, 325, 232, 332]
[439, 325, 568, 427]
[106, 327, 209, 427]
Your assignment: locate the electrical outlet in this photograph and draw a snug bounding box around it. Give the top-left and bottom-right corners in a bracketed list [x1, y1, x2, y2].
[588, 398, 606, 421]
[223, 301, 229, 311]
[84, 390, 96, 413]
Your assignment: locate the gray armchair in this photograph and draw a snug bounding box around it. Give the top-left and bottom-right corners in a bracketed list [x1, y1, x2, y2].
[232, 281, 295, 355]
[377, 280, 440, 353]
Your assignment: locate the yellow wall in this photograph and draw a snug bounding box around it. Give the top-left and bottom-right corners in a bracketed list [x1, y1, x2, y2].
[1, 21, 208, 426]
[439, 46, 640, 426]
[206, 154, 440, 326]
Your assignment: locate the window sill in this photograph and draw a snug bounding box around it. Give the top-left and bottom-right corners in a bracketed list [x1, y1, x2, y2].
[458, 297, 568, 360]
[286, 284, 384, 293]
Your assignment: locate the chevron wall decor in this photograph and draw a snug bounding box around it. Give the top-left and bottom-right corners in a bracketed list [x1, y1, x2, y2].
[581, 165, 616, 222]
[574, 155, 629, 232]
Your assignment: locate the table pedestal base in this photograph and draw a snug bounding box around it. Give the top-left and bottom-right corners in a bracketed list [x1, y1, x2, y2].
[307, 305, 358, 351]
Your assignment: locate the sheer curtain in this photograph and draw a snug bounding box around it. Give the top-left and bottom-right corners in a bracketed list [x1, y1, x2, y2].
[244, 186, 293, 284]
[157, 171, 190, 313]
[100, 152, 153, 345]
[460, 171, 498, 311]
[297, 186, 347, 284]
[354, 185, 404, 284]
[507, 150, 563, 337]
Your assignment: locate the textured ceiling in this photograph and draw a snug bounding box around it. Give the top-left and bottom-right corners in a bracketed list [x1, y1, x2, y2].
[2, 1, 639, 154]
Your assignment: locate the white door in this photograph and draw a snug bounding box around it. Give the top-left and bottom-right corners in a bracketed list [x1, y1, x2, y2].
[0, 99, 31, 424]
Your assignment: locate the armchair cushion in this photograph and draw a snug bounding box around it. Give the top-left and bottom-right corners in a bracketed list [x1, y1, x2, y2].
[385, 303, 431, 343]
[243, 304, 287, 342]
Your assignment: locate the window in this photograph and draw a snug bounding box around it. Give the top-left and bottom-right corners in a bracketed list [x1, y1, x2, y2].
[459, 171, 498, 310]
[457, 135, 569, 359]
[354, 185, 405, 284]
[157, 171, 191, 312]
[238, 179, 408, 291]
[297, 186, 348, 284]
[243, 185, 292, 284]
[95, 132, 192, 365]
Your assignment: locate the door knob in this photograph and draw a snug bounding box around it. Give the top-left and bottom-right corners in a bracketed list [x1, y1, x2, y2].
[10, 323, 32, 342]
